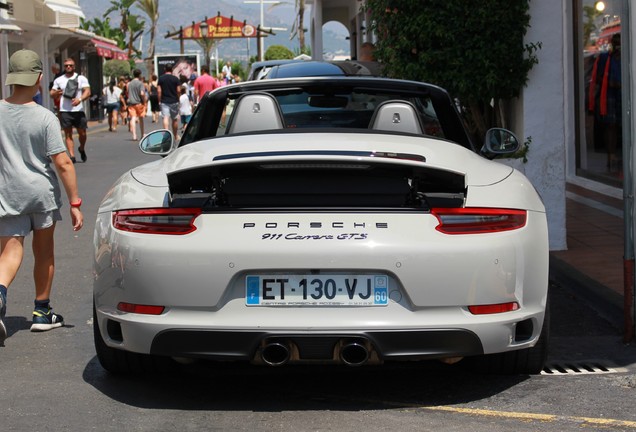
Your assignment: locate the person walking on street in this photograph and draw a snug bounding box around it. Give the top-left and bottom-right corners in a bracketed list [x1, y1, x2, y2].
[193, 65, 218, 105]
[49, 63, 63, 115]
[102, 79, 124, 132]
[0, 50, 84, 345]
[222, 61, 233, 84]
[179, 85, 193, 133]
[50, 58, 91, 163]
[126, 69, 147, 141]
[148, 74, 159, 123]
[157, 64, 181, 139]
[117, 77, 128, 127]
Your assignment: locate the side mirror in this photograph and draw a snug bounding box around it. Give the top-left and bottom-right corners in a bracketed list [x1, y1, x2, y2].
[139, 130, 175, 155]
[481, 128, 520, 156]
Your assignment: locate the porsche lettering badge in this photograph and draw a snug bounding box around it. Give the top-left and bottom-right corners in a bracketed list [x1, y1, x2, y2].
[243, 222, 388, 229]
[243, 221, 387, 241]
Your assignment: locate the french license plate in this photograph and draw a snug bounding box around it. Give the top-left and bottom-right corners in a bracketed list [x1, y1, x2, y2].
[245, 274, 389, 306]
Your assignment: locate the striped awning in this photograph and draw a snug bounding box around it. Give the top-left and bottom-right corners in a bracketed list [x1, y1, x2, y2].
[92, 39, 128, 60]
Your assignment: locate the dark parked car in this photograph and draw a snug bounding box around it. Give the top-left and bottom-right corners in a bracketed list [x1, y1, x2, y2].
[265, 60, 383, 79]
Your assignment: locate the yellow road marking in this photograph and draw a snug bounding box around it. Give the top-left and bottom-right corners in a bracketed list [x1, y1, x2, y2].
[323, 394, 636, 428]
[420, 405, 636, 428]
[299, 387, 636, 429]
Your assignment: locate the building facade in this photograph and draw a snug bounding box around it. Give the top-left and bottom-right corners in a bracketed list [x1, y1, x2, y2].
[307, 0, 633, 253]
[0, 0, 126, 117]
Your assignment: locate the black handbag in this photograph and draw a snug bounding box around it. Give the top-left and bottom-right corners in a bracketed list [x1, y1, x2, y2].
[63, 74, 79, 99]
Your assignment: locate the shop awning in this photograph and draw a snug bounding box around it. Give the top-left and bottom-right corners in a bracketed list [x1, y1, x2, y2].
[0, 17, 22, 32]
[92, 38, 128, 60]
[44, 0, 85, 18]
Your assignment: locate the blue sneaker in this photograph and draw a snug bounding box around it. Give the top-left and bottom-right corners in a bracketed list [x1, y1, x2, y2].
[30, 308, 64, 332]
[0, 292, 6, 344]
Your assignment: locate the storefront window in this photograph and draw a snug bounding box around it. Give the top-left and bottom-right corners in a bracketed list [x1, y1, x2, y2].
[576, 0, 624, 188]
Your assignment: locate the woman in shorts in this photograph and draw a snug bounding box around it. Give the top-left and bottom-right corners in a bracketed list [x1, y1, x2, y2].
[102, 79, 124, 132]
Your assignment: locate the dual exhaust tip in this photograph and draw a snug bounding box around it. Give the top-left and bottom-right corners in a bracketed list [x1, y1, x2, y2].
[260, 339, 371, 367]
[260, 342, 291, 367]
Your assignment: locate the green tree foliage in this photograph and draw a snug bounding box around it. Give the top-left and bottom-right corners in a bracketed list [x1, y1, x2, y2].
[103, 59, 131, 80]
[365, 0, 540, 142]
[265, 45, 295, 60]
[228, 61, 247, 82]
[194, 38, 218, 70]
[583, 5, 602, 48]
[80, 17, 125, 48]
[104, 0, 136, 34]
[104, 0, 145, 59]
[293, 46, 311, 57]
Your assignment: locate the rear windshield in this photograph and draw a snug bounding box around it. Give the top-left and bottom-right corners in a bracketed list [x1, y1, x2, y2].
[216, 89, 444, 138]
[179, 81, 470, 147]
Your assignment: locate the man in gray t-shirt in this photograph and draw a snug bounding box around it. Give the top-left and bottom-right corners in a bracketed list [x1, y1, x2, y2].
[126, 69, 147, 141]
[0, 50, 84, 344]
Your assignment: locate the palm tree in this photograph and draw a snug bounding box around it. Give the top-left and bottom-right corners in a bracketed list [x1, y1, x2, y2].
[271, 0, 306, 53]
[193, 37, 218, 71]
[126, 14, 146, 59]
[104, 0, 145, 59]
[582, 5, 602, 48]
[80, 17, 125, 48]
[293, 0, 306, 53]
[135, 0, 159, 61]
[103, 0, 136, 35]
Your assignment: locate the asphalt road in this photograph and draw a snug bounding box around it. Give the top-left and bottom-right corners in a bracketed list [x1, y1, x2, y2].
[1, 120, 635, 432]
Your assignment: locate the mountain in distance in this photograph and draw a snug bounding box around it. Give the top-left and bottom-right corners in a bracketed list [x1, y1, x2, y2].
[77, 0, 351, 61]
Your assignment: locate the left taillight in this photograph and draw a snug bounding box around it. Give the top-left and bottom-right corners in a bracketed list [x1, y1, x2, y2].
[431, 208, 526, 234]
[112, 208, 202, 235]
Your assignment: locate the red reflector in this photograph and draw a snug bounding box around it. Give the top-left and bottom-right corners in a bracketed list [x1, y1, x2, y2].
[431, 208, 526, 234]
[112, 208, 201, 235]
[117, 302, 165, 315]
[468, 302, 520, 315]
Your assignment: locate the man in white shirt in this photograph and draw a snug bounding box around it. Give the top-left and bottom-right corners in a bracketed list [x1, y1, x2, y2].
[49, 58, 91, 163]
[222, 61, 233, 84]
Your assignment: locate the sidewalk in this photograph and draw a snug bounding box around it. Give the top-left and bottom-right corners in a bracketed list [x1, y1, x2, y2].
[550, 183, 625, 329]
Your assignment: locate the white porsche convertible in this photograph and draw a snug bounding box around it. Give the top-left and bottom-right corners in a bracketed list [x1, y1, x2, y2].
[93, 75, 549, 374]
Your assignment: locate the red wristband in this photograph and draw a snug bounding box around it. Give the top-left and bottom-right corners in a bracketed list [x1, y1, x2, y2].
[70, 198, 82, 208]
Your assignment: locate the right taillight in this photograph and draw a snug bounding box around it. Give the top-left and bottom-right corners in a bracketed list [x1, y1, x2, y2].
[112, 208, 201, 235]
[431, 208, 526, 234]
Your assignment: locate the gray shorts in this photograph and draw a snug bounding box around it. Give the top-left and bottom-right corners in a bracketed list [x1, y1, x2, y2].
[0, 210, 62, 237]
[160, 102, 179, 120]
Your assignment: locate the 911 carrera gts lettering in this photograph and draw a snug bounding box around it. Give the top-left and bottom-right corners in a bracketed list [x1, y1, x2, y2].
[260, 233, 368, 240]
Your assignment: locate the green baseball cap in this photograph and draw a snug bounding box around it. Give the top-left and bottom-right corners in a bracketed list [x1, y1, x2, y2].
[5, 49, 42, 86]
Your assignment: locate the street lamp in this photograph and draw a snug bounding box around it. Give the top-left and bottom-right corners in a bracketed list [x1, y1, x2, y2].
[200, 19, 209, 38]
[199, 19, 211, 69]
